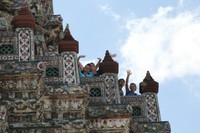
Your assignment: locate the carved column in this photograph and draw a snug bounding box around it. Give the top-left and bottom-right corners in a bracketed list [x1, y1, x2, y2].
[12, 2, 36, 62]
[58, 25, 79, 85]
[99, 50, 120, 104]
[140, 71, 161, 122]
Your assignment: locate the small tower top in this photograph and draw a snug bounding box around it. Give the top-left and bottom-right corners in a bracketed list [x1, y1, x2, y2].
[11, 1, 35, 30]
[139, 71, 159, 94]
[63, 24, 75, 40]
[58, 24, 79, 53]
[99, 50, 119, 75]
[18, 0, 30, 15]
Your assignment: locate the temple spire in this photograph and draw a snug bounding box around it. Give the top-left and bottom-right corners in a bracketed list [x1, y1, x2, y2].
[139, 71, 159, 94]
[11, 0, 35, 30]
[58, 24, 79, 53]
[22, 0, 27, 6]
[63, 23, 75, 40]
[99, 50, 119, 75]
[18, 0, 31, 15]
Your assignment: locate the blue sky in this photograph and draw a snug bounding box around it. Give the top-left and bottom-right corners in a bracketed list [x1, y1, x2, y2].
[53, 1, 200, 133]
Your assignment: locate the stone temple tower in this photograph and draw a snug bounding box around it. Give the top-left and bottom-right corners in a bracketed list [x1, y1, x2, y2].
[140, 71, 161, 122]
[12, 2, 36, 62]
[0, 0, 171, 132]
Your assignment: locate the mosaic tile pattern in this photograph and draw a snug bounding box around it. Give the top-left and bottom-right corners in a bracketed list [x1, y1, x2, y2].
[62, 52, 79, 84]
[104, 74, 120, 104]
[131, 121, 171, 133]
[0, 17, 7, 30]
[0, 0, 171, 132]
[0, 105, 8, 133]
[144, 93, 161, 122]
[87, 104, 132, 118]
[0, 31, 18, 61]
[9, 127, 62, 133]
[18, 29, 34, 61]
[88, 118, 130, 133]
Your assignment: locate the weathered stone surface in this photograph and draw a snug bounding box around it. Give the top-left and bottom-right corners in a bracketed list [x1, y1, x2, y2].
[0, 1, 171, 133]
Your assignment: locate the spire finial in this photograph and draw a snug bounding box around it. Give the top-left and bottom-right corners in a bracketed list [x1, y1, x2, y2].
[65, 23, 70, 36]
[62, 23, 75, 40]
[22, 0, 28, 8]
[11, 0, 35, 30]
[58, 24, 79, 53]
[139, 71, 159, 94]
[17, 0, 31, 15]
[99, 50, 119, 75]
[145, 71, 153, 80]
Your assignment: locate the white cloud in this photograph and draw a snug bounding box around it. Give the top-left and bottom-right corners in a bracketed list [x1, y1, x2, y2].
[153, 6, 173, 18]
[99, 4, 121, 21]
[178, 0, 184, 8]
[120, 6, 200, 84]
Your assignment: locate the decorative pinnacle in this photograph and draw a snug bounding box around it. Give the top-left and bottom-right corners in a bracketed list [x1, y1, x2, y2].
[63, 23, 74, 40]
[103, 50, 114, 62]
[58, 24, 79, 53]
[18, 0, 31, 15]
[145, 71, 153, 81]
[99, 50, 119, 74]
[139, 71, 159, 94]
[21, 0, 28, 8]
[66, 23, 69, 29]
[11, 0, 35, 30]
